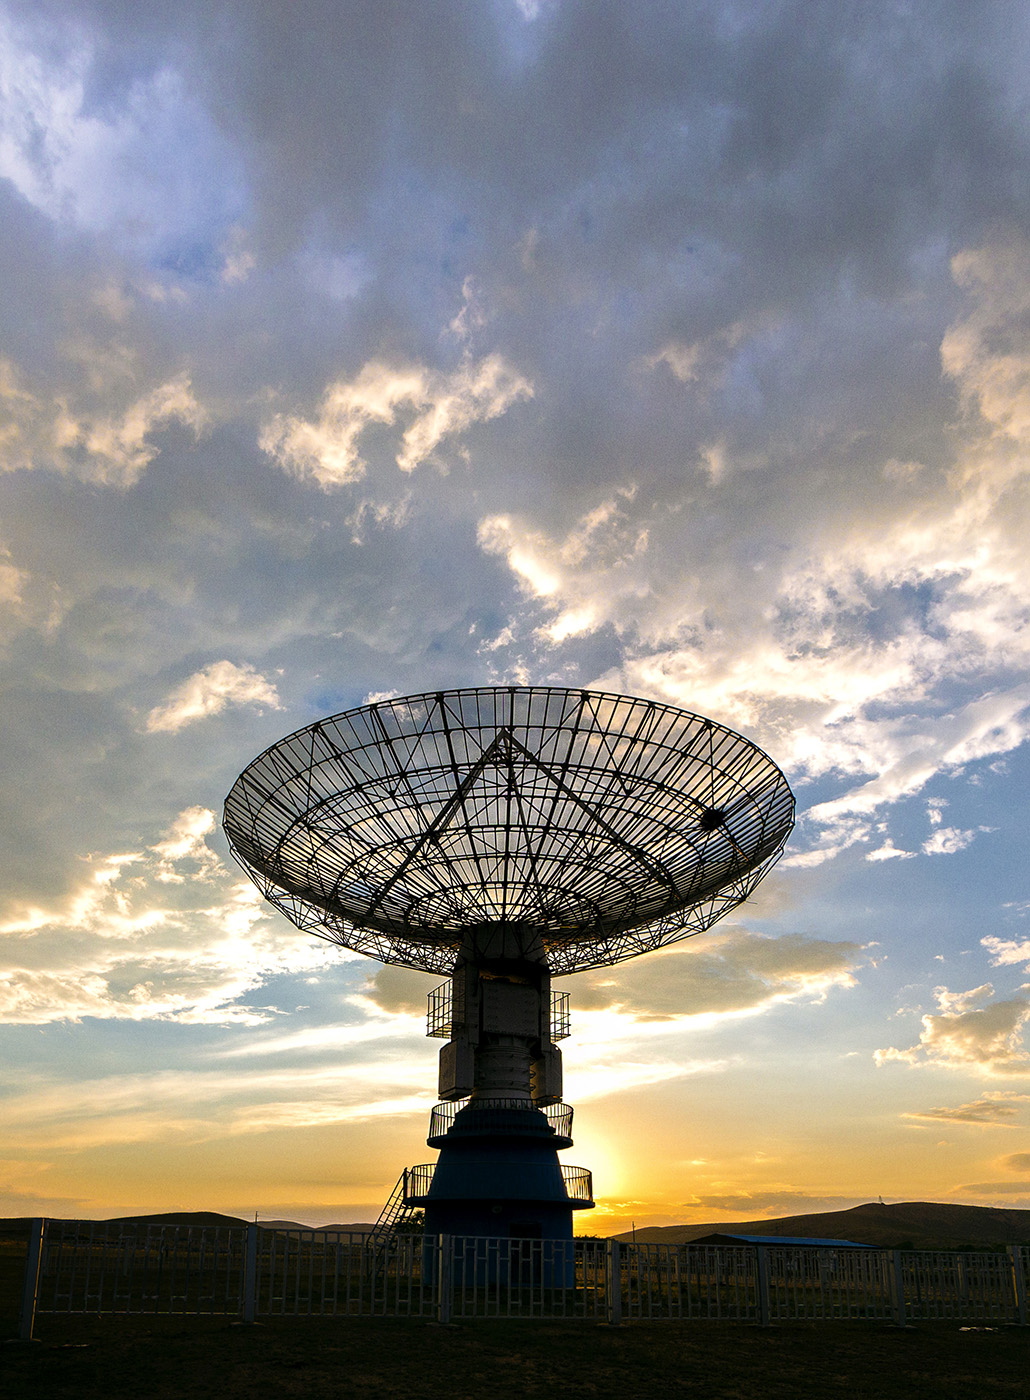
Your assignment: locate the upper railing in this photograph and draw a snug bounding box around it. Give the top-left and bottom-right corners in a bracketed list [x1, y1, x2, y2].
[550, 990, 571, 1040]
[427, 982, 570, 1041]
[428, 1098, 573, 1141]
[426, 980, 455, 1037]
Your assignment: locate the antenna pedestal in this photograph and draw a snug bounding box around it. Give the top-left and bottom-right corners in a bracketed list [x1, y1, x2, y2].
[436, 933, 563, 1105]
[418, 934, 591, 1247]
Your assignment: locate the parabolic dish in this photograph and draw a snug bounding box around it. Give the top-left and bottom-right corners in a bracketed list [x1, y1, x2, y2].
[223, 686, 795, 975]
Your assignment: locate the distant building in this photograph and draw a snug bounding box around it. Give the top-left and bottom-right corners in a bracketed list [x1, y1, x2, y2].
[688, 1233, 874, 1249]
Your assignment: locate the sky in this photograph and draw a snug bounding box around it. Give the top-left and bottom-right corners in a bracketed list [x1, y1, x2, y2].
[2, 0, 1030, 1234]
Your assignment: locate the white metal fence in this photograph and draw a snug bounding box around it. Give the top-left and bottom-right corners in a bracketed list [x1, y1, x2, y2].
[17, 1218, 1030, 1339]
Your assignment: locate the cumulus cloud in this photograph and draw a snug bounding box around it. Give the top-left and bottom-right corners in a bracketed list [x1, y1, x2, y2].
[982, 936, 1030, 968]
[876, 985, 1030, 1074]
[0, 809, 325, 1024]
[150, 805, 220, 881]
[478, 489, 650, 643]
[999, 1153, 1030, 1172]
[942, 244, 1030, 448]
[866, 841, 915, 862]
[469, 236, 1030, 863]
[922, 826, 982, 856]
[0, 361, 207, 486]
[260, 354, 532, 488]
[145, 661, 283, 733]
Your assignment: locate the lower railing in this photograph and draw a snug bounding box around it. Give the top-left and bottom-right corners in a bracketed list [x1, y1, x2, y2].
[561, 1164, 593, 1202]
[15, 1219, 1030, 1339]
[402, 1161, 594, 1206]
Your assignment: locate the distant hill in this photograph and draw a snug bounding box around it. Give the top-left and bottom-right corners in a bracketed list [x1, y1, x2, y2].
[110, 1211, 249, 1228]
[0, 1212, 377, 1242]
[613, 1201, 1030, 1250]
[258, 1220, 375, 1235]
[6, 1200, 1027, 1250]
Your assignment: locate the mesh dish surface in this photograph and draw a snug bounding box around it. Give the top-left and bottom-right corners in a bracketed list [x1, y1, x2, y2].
[223, 686, 795, 974]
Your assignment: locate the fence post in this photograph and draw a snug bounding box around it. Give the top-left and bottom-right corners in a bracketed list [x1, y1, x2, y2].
[755, 1247, 771, 1327]
[18, 1218, 45, 1342]
[606, 1239, 622, 1325]
[242, 1224, 258, 1323]
[890, 1250, 907, 1327]
[437, 1236, 452, 1323]
[1009, 1246, 1027, 1326]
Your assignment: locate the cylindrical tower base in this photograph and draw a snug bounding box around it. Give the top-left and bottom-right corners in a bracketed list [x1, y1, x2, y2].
[419, 1103, 588, 1285]
[424, 1103, 578, 1240]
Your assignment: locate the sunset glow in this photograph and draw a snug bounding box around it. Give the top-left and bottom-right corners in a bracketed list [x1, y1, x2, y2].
[2, 2, 1030, 1231]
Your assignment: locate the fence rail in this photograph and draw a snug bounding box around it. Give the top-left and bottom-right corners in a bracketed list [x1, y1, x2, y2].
[16, 1218, 1030, 1339]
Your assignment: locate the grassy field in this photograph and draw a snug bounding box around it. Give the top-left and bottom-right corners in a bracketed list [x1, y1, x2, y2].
[5, 1236, 1029, 1399]
[2, 1313, 1029, 1400]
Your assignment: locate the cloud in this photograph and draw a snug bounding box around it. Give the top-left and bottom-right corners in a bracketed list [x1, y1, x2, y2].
[876, 986, 1030, 1074]
[903, 1093, 1030, 1125]
[0, 360, 207, 486]
[0, 1058, 436, 1152]
[0, 547, 28, 610]
[866, 841, 916, 862]
[982, 935, 1030, 968]
[150, 806, 220, 881]
[799, 688, 1030, 829]
[573, 928, 864, 1022]
[145, 661, 283, 733]
[942, 243, 1030, 448]
[0, 16, 244, 259]
[953, 1182, 1030, 1198]
[922, 826, 981, 856]
[477, 489, 650, 643]
[0, 808, 326, 1024]
[260, 354, 532, 489]
[1, 0, 1030, 1216]
[363, 964, 438, 1019]
[470, 237, 1030, 864]
[685, 1191, 864, 1217]
[999, 1153, 1030, 1172]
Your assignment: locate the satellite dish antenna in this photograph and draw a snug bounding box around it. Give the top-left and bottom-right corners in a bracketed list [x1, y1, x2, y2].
[224, 686, 794, 1245]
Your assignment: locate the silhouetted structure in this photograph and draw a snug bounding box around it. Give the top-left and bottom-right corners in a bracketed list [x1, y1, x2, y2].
[224, 686, 794, 1249]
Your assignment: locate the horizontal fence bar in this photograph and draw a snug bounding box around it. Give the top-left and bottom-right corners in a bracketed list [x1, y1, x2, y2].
[24, 1221, 1030, 1327]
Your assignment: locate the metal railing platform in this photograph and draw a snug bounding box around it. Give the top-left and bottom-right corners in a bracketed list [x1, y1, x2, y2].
[427, 1098, 574, 1142]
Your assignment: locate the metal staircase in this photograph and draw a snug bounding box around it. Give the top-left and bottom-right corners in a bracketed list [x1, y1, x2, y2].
[368, 1170, 423, 1257]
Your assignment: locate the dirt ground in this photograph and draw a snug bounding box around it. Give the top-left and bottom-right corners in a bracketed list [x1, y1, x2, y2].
[3, 1314, 1029, 1400]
